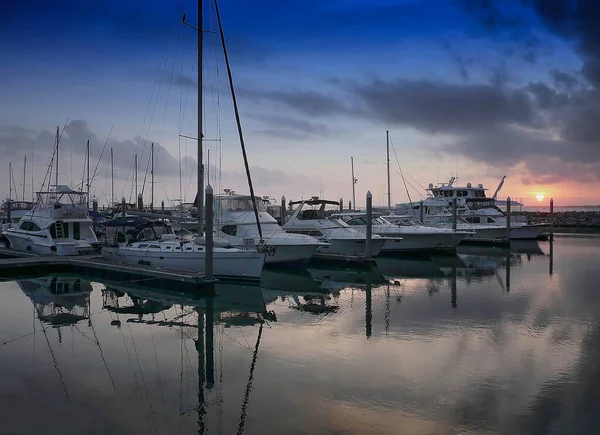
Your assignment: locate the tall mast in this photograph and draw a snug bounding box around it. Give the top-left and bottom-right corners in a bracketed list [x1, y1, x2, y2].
[197, 0, 204, 235]
[86, 139, 90, 208]
[134, 153, 138, 204]
[22, 155, 27, 202]
[110, 147, 114, 206]
[386, 130, 391, 211]
[55, 126, 59, 187]
[351, 156, 356, 211]
[151, 142, 155, 212]
[8, 162, 12, 200]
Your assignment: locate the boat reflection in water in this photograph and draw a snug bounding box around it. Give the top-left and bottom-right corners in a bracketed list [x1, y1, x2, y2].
[18, 277, 92, 328]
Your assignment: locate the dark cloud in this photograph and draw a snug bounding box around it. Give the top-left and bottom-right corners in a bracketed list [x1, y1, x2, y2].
[442, 40, 472, 81]
[248, 114, 332, 139]
[549, 69, 581, 90]
[352, 78, 536, 134]
[239, 87, 354, 118]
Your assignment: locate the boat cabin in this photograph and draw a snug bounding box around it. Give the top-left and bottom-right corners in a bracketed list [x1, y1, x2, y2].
[104, 218, 175, 246]
[427, 182, 487, 199]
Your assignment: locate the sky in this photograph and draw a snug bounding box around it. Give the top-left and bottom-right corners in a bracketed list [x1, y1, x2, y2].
[1, 0, 600, 207]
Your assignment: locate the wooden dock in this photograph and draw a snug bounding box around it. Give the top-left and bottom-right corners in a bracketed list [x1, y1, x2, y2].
[0, 247, 213, 292]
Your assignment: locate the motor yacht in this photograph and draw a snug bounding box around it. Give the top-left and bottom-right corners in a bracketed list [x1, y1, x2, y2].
[214, 191, 327, 265]
[3, 186, 101, 255]
[334, 212, 470, 252]
[282, 197, 387, 259]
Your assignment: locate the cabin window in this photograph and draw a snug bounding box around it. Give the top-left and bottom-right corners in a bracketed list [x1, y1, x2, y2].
[487, 217, 495, 223]
[20, 221, 41, 232]
[73, 222, 81, 240]
[165, 246, 171, 249]
[175, 246, 181, 250]
[346, 217, 366, 226]
[221, 225, 237, 236]
[465, 217, 480, 224]
[138, 244, 149, 248]
[148, 244, 160, 249]
[475, 190, 485, 198]
[186, 247, 192, 250]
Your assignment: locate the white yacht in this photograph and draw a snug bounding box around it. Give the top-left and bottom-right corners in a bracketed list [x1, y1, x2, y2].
[214, 192, 328, 265]
[3, 186, 101, 255]
[394, 178, 547, 240]
[282, 197, 387, 259]
[0, 200, 34, 231]
[334, 212, 470, 252]
[101, 217, 266, 282]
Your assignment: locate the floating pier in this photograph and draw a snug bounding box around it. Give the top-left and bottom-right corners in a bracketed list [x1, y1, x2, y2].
[0, 248, 212, 292]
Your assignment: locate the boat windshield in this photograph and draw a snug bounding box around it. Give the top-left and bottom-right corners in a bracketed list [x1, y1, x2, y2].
[217, 197, 266, 214]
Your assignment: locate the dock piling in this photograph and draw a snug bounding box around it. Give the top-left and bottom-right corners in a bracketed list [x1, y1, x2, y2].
[137, 193, 143, 212]
[452, 198, 457, 231]
[92, 199, 98, 232]
[280, 195, 286, 224]
[506, 196, 512, 242]
[6, 199, 11, 225]
[366, 191, 373, 260]
[161, 200, 165, 213]
[205, 184, 214, 280]
[419, 200, 424, 223]
[550, 198, 554, 240]
[121, 197, 126, 218]
[339, 198, 343, 212]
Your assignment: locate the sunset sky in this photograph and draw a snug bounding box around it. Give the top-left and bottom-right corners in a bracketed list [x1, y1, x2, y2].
[1, 0, 599, 207]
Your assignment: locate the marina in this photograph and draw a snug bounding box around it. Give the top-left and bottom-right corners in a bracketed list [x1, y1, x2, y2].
[2, 0, 600, 433]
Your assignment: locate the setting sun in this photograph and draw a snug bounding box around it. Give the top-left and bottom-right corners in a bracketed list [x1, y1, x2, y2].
[536, 194, 545, 201]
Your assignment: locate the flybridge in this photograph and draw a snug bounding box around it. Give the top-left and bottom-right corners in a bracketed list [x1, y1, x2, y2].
[427, 182, 488, 199]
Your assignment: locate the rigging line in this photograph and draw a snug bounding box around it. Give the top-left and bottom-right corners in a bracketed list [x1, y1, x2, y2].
[136, 12, 182, 201]
[123, 0, 188, 200]
[29, 301, 72, 404]
[126, 319, 160, 433]
[214, 0, 263, 239]
[147, 324, 169, 420]
[88, 319, 117, 392]
[151, 14, 185, 190]
[389, 135, 415, 207]
[236, 322, 264, 435]
[89, 123, 115, 187]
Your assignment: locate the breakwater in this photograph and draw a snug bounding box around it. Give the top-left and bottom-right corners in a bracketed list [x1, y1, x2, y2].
[517, 211, 600, 228]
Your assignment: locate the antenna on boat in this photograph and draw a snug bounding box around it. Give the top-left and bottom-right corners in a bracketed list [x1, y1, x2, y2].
[386, 130, 391, 211]
[110, 147, 114, 207]
[22, 155, 27, 203]
[8, 161, 12, 200]
[86, 139, 90, 209]
[151, 142, 155, 212]
[351, 156, 357, 211]
[55, 126, 59, 188]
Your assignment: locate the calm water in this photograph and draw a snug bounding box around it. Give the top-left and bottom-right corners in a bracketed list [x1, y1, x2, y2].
[1, 237, 599, 435]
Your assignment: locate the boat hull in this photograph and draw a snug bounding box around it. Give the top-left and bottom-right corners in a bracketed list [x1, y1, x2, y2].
[380, 233, 466, 252]
[317, 238, 386, 258]
[101, 247, 265, 282]
[510, 225, 546, 240]
[4, 233, 97, 256]
[261, 243, 320, 265]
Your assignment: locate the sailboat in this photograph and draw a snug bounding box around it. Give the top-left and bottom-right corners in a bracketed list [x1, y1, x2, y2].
[102, 0, 266, 281]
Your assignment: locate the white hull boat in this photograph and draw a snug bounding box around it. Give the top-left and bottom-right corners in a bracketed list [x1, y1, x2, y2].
[102, 218, 265, 282]
[282, 197, 386, 260]
[214, 193, 326, 265]
[3, 186, 101, 256]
